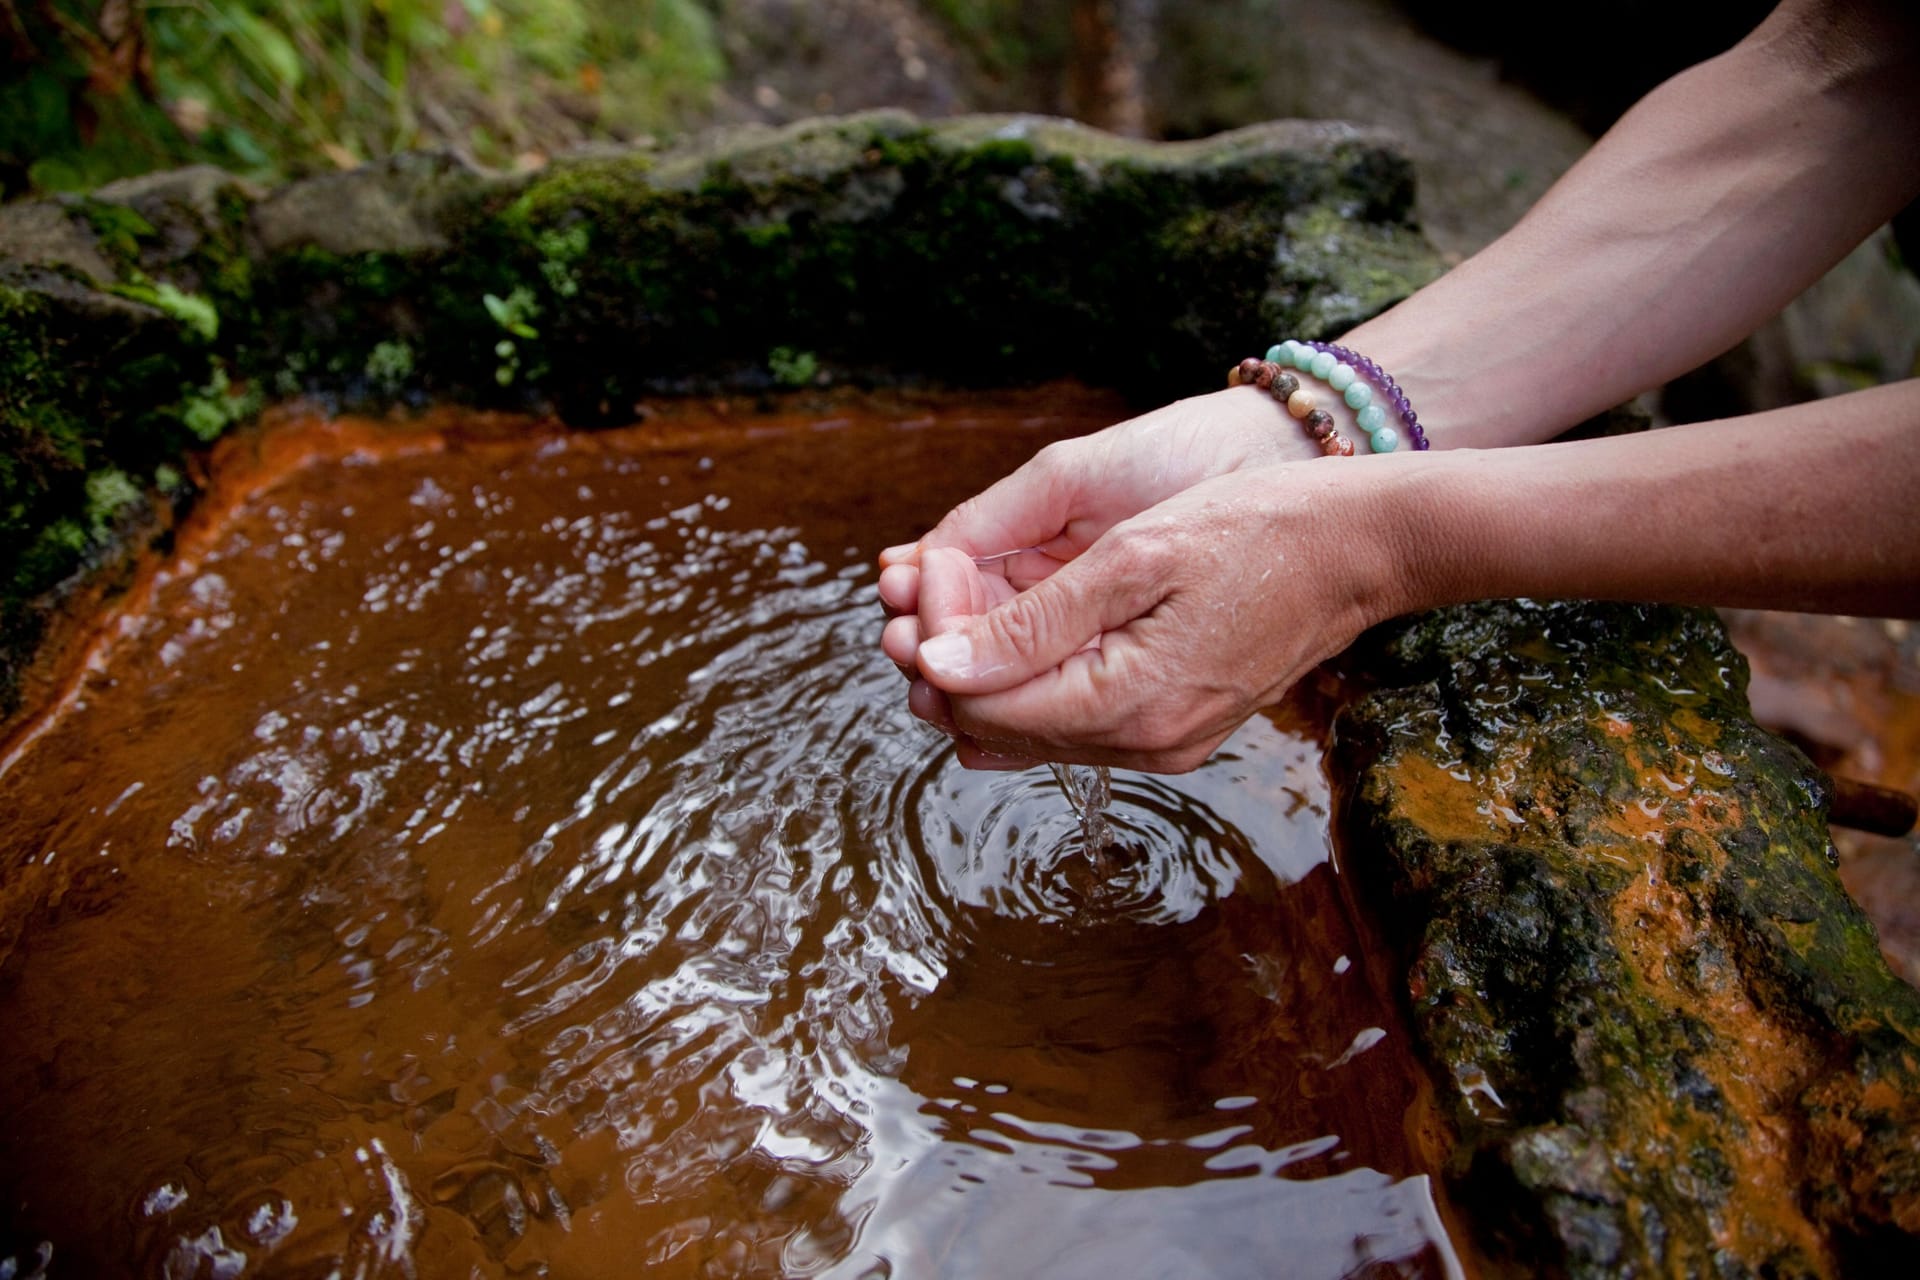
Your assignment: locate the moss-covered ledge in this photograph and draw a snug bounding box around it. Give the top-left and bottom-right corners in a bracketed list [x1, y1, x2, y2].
[0, 110, 1442, 717]
[1336, 600, 1920, 1277]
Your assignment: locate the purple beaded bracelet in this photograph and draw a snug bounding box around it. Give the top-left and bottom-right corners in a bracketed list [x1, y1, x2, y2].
[1296, 340, 1429, 451]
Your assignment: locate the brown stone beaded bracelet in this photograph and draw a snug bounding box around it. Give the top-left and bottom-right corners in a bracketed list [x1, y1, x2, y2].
[1228, 357, 1355, 456]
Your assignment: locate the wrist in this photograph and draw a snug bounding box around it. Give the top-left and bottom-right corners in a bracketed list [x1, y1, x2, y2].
[1336, 450, 1474, 625]
[1206, 386, 1340, 467]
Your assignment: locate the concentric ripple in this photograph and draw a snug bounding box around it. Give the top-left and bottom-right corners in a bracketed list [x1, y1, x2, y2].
[0, 400, 1459, 1279]
[899, 755, 1256, 925]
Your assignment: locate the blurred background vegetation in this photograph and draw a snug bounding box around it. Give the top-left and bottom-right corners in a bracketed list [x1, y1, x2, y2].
[0, 0, 1148, 199]
[1, 0, 729, 195]
[3, 1, 1776, 199]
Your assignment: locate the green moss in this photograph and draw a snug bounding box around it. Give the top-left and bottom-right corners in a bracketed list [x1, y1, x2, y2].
[1340, 599, 1920, 1274]
[74, 199, 157, 268]
[767, 346, 819, 387]
[110, 280, 221, 342]
[364, 339, 416, 393]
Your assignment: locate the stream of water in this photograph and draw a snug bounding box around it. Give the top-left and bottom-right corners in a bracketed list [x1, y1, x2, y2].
[1049, 762, 1116, 864]
[0, 394, 1458, 1278]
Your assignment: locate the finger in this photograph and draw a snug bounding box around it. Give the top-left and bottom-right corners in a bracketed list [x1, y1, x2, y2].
[879, 541, 921, 569]
[947, 624, 1238, 775]
[955, 741, 1038, 771]
[882, 614, 921, 675]
[990, 547, 1072, 592]
[918, 546, 1008, 640]
[908, 678, 958, 736]
[915, 533, 1168, 697]
[917, 439, 1089, 560]
[878, 563, 919, 617]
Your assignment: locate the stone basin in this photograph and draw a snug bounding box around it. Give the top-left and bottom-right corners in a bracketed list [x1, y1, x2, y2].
[2, 113, 1916, 1277]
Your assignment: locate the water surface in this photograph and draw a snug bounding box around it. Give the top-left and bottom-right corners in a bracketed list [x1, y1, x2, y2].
[0, 392, 1457, 1277]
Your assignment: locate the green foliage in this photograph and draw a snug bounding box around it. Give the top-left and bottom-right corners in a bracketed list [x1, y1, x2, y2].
[83, 468, 141, 528]
[768, 346, 819, 387]
[175, 363, 260, 441]
[483, 287, 541, 339]
[535, 223, 590, 297]
[364, 339, 416, 392]
[110, 281, 221, 342]
[1, 0, 728, 197]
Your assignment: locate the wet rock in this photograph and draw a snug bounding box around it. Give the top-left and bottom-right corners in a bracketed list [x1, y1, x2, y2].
[1337, 598, 1920, 1277]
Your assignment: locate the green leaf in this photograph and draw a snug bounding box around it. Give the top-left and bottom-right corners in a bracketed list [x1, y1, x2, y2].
[231, 12, 304, 90]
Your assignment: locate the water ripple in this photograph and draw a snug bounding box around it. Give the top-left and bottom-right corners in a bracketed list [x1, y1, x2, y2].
[0, 409, 1454, 1278]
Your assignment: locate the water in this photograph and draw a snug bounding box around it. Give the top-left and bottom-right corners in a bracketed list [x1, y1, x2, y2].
[0, 394, 1459, 1278]
[1049, 762, 1115, 862]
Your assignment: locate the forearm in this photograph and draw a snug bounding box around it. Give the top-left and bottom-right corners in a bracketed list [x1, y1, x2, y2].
[1341, 0, 1920, 451]
[1379, 381, 1920, 618]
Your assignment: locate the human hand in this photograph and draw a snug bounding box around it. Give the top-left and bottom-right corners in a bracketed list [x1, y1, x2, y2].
[901, 461, 1415, 772]
[876, 386, 1321, 685]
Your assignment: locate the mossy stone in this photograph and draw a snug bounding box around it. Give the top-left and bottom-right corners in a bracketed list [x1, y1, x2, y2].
[1337, 598, 1920, 1277]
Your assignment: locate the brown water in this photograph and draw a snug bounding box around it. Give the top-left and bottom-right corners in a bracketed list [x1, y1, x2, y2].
[0, 392, 1458, 1279]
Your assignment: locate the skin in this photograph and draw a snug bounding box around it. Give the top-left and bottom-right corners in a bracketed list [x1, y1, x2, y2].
[880, 0, 1920, 773]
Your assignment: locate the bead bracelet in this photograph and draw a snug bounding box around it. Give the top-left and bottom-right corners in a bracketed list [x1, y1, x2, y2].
[1270, 339, 1429, 452]
[1228, 356, 1355, 455]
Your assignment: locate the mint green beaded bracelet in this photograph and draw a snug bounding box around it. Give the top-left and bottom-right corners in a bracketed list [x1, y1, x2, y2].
[1264, 339, 1400, 453]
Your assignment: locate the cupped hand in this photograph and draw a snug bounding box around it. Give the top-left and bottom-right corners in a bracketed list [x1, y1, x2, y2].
[904, 460, 1415, 772]
[877, 385, 1321, 617]
[878, 385, 1322, 706]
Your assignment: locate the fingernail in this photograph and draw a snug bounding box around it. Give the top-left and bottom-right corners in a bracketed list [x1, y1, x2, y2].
[918, 632, 973, 678]
[880, 542, 917, 562]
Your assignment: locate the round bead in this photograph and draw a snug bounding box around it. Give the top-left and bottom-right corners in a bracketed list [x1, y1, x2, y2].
[1272, 373, 1301, 403]
[1286, 388, 1316, 418]
[1344, 382, 1373, 410]
[1235, 357, 1262, 386]
[1327, 362, 1356, 391]
[1253, 362, 1277, 389]
[1356, 403, 1386, 433]
[1309, 351, 1337, 380]
[1369, 425, 1400, 453]
[1288, 341, 1314, 369]
[1336, 436, 1356, 457]
[1304, 409, 1335, 438]
[1265, 343, 1287, 364]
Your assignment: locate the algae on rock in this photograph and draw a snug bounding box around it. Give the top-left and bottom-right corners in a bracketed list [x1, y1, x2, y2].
[1337, 599, 1920, 1277]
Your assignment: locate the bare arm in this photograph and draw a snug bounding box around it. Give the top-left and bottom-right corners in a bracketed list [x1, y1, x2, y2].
[1389, 380, 1920, 618]
[1341, 0, 1920, 449]
[907, 381, 1920, 771]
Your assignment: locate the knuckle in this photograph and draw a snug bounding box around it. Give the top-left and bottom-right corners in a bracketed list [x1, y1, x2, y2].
[1106, 526, 1178, 584]
[1031, 439, 1073, 474]
[987, 593, 1050, 661]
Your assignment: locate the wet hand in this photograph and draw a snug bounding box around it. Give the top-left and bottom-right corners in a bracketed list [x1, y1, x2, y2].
[877, 386, 1323, 599]
[904, 463, 1411, 772]
[877, 387, 1321, 677]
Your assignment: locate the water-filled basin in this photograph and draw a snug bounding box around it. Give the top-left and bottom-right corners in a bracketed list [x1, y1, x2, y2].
[0, 389, 1458, 1277]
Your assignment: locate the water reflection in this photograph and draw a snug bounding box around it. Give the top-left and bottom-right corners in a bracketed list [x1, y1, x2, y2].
[0, 400, 1456, 1278]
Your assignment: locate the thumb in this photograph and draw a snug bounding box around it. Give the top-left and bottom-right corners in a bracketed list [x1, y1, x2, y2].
[916, 535, 1164, 695]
